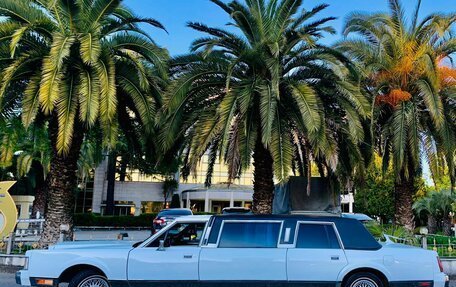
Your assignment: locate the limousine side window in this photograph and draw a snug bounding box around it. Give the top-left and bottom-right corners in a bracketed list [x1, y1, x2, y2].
[296, 223, 340, 249]
[148, 222, 206, 247]
[218, 221, 281, 248]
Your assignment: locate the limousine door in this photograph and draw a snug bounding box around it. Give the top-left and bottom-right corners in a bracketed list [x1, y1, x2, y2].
[287, 222, 348, 282]
[127, 221, 206, 284]
[199, 220, 288, 281]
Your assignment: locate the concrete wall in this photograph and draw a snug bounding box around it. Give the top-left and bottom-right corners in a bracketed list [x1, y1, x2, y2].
[12, 196, 35, 229]
[0, 255, 27, 267]
[442, 259, 456, 276]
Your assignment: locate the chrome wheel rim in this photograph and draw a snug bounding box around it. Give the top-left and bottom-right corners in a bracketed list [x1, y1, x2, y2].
[78, 276, 110, 287]
[350, 277, 379, 287]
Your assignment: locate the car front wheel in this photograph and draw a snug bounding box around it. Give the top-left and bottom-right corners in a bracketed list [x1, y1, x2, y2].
[68, 270, 111, 287]
[344, 272, 384, 287]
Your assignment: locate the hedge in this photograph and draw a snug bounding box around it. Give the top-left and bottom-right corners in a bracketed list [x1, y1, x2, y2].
[74, 212, 217, 227]
[74, 213, 157, 227]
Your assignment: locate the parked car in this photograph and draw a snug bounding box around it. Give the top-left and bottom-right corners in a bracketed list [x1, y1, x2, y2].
[17, 215, 448, 287]
[152, 208, 193, 232]
[221, 207, 252, 214]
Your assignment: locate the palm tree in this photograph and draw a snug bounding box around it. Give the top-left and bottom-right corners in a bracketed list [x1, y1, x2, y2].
[414, 191, 455, 235]
[432, 191, 455, 236]
[160, 0, 369, 213]
[0, 0, 167, 245]
[0, 117, 104, 217]
[413, 194, 439, 234]
[338, 0, 456, 230]
[0, 117, 50, 217]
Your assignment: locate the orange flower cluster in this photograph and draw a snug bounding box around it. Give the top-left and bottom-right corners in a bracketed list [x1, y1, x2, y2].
[375, 89, 412, 106]
[438, 66, 456, 88]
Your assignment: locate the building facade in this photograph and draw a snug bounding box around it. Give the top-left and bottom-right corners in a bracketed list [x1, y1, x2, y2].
[90, 156, 354, 216]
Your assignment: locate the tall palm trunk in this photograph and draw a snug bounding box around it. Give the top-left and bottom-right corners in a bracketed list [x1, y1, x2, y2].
[443, 215, 452, 236]
[31, 162, 47, 218]
[31, 186, 47, 218]
[427, 215, 437, 234]
[105, 151, 117, 215]
[38, 115, 85, 247]
[252, 136, 274, 214]
[394, 176, 415, 231]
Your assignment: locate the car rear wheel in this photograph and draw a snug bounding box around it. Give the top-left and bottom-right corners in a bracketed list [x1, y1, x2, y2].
[344, 272, 384, 287]
[68, 270, 110, 287]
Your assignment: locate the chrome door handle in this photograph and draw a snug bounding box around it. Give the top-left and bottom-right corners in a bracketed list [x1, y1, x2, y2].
[331, 256, 339, 260]
[184, 255, 193, 259]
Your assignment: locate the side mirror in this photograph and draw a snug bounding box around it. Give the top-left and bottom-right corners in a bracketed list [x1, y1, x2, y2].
[157, 240, 166, 251]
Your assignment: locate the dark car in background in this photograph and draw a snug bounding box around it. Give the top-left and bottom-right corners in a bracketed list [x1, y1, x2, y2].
[222, 207, 252, 215]
[152, 208, 193, 232]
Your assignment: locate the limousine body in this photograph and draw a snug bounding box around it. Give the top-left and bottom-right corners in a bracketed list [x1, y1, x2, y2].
[17, 215, 448, 287]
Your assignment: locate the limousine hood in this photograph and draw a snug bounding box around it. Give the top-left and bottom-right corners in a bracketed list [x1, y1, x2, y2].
[48, 240, 135, 250]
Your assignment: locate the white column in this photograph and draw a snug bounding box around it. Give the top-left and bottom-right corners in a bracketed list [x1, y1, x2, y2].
[230, 191, 234, 207]
[92, 157, 108, 213]
[204, 190, 210, 212]
[349, 192, 354, 213]
[134, 201, 141, 216]
[186, 192, 190, 209]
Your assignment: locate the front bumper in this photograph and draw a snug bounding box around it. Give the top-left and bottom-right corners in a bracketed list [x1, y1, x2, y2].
[16, 270, 31, 286]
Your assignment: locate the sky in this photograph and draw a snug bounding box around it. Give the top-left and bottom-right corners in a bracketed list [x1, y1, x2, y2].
[124, 0, 456, 56]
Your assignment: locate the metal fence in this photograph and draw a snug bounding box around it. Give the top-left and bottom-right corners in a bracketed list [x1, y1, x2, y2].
[0, 219, 44, 255]
[385, 233, 456, 258]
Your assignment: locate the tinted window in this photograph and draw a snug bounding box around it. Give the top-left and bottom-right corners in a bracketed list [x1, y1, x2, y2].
[218, 222, 281, 248]
[296, 223, 340, 249]
[335, 219, 381, 250]
[148, 222, 205, 247]
[158, 209, 192, 216]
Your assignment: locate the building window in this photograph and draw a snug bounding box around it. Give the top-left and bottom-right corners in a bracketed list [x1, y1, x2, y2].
[296, 223, 340, 249]
[211, 201, 230, 213]
[218, 221, 281, 248]
[141, 202, 164, 214]
[101, 201, 135, 216]
[188, 200, 205, 212]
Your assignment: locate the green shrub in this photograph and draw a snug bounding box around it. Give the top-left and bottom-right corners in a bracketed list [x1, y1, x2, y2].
[74, 213, 157, 227]
[74, 212, 218, 227]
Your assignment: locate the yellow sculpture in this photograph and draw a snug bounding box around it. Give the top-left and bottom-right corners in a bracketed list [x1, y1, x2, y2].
[0, 181, 17, 239]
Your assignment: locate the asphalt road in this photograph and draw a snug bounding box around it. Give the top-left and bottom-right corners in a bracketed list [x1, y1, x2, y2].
[1, 271, 455, 287]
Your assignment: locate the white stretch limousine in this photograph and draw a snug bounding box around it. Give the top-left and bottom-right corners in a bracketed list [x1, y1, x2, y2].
[17, 215, 448, 287]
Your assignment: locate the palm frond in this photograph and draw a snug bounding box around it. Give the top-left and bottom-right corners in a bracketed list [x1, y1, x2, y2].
[39, 33, 75, 114]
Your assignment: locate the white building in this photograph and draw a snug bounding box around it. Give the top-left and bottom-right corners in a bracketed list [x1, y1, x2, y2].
[90, 157, 354, 216]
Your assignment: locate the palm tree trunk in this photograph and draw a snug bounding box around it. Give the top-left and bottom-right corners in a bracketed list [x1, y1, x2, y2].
[443, 215, 452, 236]
[38, 115, 85, 247]
[31, 161, 47, 218]
[105, 151, 116, 215]
[252, 136, 274, 214]
[31, 185, 47, 218]
[427, 215, 437, 234]
[394, 177, 415, 231]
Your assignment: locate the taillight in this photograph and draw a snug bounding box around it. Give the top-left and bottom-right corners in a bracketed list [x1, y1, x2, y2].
[153, 218, 166, 226]
[437, 257, 444, 272]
